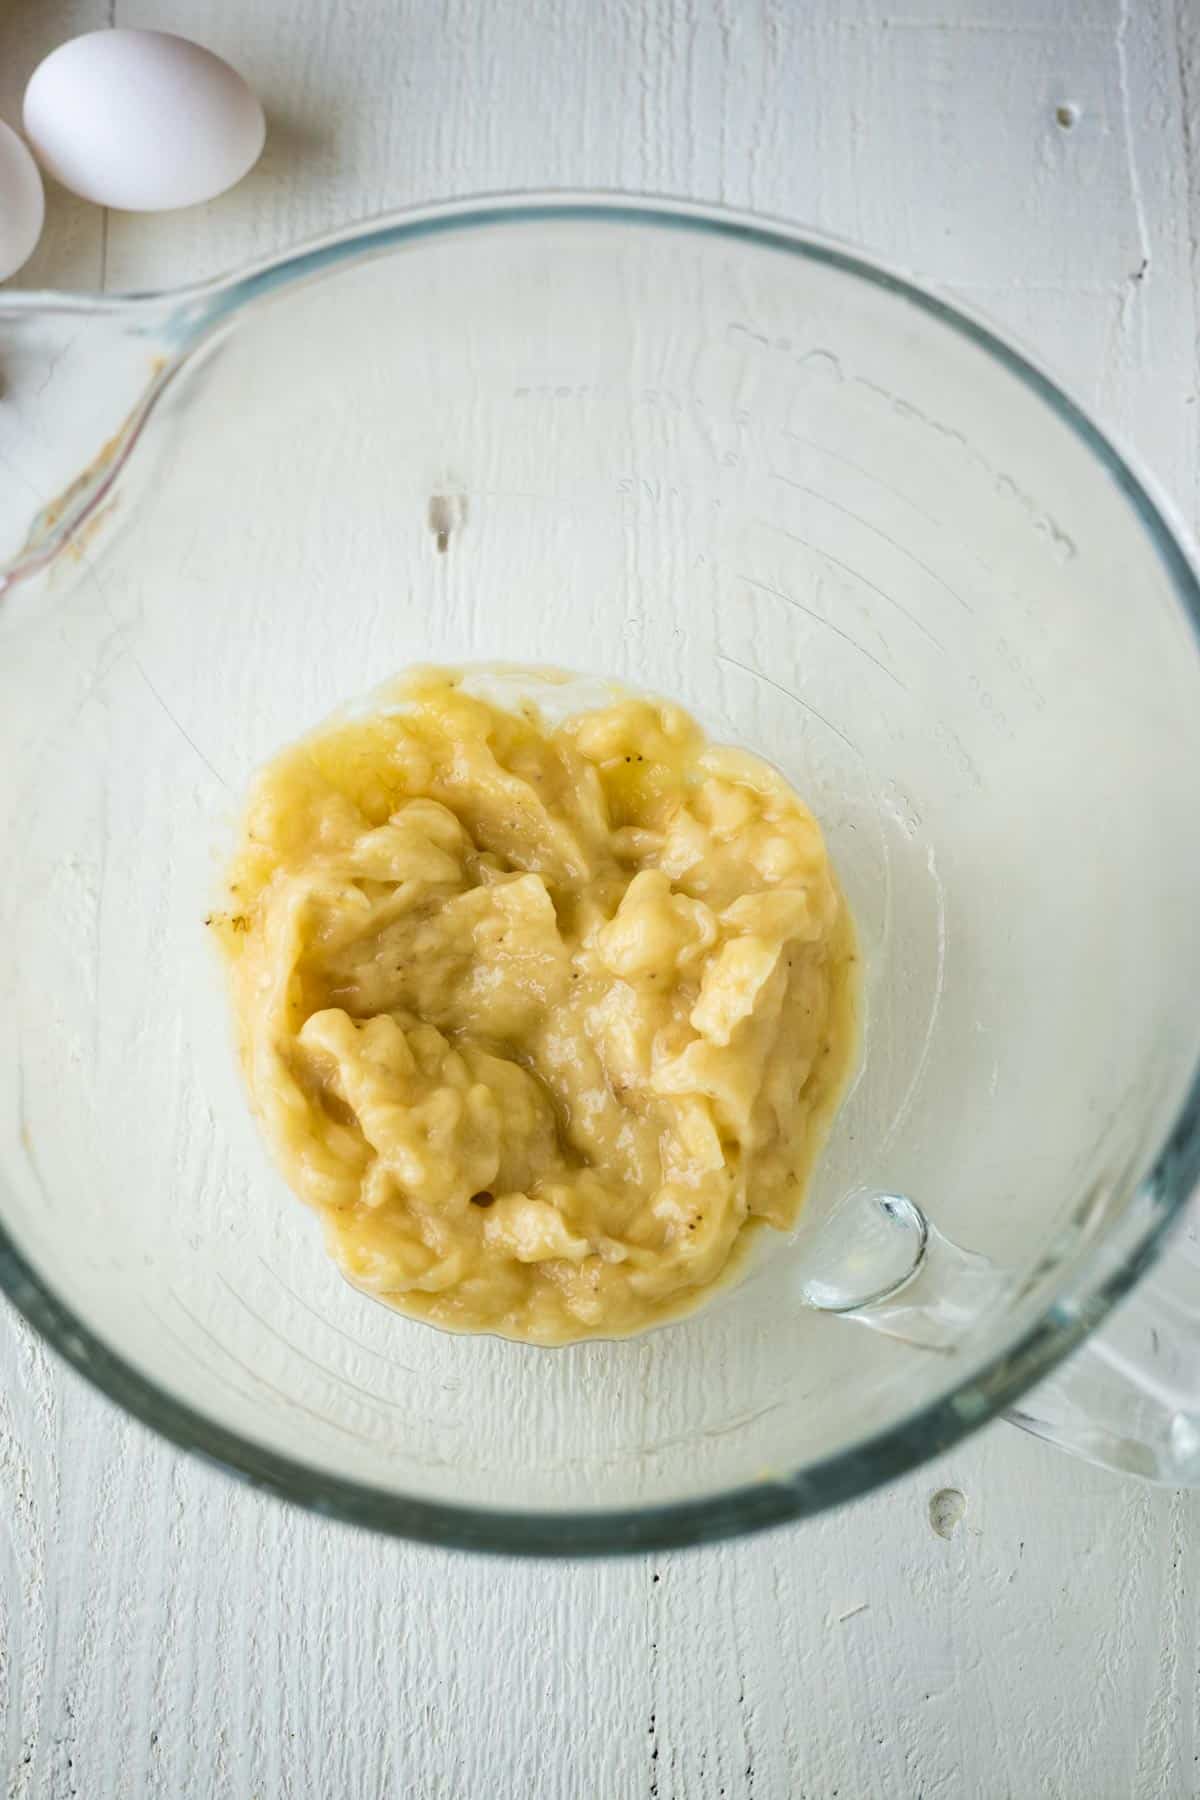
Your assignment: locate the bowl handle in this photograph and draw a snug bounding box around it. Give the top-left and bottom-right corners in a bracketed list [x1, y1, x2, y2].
[0, 296, 192, 603]
[1006, 1190, 1200, 1484]
[800, 1183, 1200, 1485]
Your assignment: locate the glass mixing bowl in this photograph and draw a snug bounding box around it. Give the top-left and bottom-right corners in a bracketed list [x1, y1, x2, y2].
[2, 196, 1199, 1554]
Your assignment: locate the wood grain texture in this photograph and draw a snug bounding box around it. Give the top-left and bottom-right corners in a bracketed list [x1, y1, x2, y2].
[3, 1, 1200, 1794]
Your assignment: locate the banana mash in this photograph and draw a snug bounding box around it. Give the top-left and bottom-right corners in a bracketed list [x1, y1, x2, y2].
[215, 669, 857, 1344]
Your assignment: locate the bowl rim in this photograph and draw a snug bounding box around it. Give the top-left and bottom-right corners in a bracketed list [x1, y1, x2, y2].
[4, 190, 1200, 1556]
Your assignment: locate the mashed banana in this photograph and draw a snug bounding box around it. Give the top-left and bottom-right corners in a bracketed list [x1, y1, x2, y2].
[214, 668, 857, 1343]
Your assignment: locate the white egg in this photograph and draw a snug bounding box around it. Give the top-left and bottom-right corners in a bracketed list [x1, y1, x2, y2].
[24, 29, 265, 212]
[0, 119, 45, 281]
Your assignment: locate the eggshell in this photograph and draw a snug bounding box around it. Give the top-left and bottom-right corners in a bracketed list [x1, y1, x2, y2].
[0, 120, 45, 280]
[24, 29, 265, 212]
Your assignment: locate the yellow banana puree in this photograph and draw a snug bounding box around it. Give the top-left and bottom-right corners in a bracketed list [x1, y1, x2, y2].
[213, 668, 857, 1344]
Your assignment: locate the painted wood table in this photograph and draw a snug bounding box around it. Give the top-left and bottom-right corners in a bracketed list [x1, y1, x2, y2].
[3, 1, 1199, 1793]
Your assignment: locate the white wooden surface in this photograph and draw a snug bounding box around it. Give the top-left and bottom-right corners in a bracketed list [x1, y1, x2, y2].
[3, 1, 1200, 1794]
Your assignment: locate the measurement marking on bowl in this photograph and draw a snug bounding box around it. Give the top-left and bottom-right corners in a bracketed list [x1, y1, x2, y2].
[848, 374, 1077, 563]
[254, 1255, 426, 1379]
[738, 572, 908, 690]
[782, 427, 948, 533]
[215, 1270, 418, 1416]
[168, 1284, 457, 1456]
[716, 653, 861, 755]
[766, 522, 947, 650]
[769, 470, 974, 615]
[124, 647, 230, 790]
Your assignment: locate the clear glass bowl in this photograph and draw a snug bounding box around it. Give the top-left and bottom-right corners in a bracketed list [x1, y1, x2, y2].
[2, 196, 1199, 1554]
